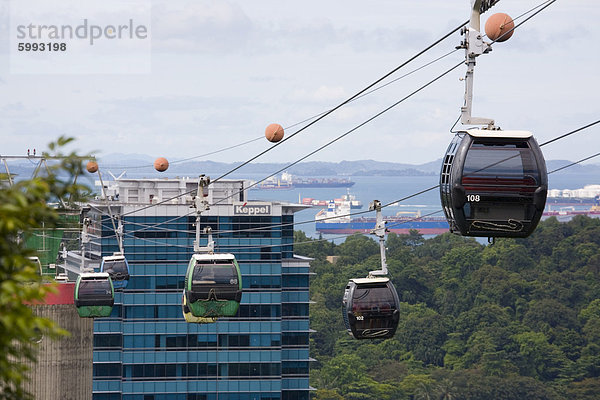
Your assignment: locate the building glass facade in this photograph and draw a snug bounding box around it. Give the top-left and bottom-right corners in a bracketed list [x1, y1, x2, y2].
[86, 178, 311, 400]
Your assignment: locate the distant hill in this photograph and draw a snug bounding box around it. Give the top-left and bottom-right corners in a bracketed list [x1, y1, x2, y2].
[94, 158, 445, 177]
[4, 155, 600, 181]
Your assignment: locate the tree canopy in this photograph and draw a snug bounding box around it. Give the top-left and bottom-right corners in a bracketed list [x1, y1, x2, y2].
[303, 217, 600, 399]
[0, 137, 87, 400]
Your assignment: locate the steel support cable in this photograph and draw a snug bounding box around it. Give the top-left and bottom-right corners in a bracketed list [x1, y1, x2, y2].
[208, 21, 469, 185]
[109, 51, 464, 171]
[548, 152, 600, 174]
[539, 120, 600, 147]
[210, 61, 464, 209]
[99, 23, 467, 174]
[283, 49, 461, 130]
[289, 0, 555, 133]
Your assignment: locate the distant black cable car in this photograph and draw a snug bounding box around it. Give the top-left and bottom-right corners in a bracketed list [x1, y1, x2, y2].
[342, 277, 400, 339]
[342, 200, 401, 340]
[440, 129, 547, 238]
[100, 252, 130, 289]
[74, 272, 114, 318]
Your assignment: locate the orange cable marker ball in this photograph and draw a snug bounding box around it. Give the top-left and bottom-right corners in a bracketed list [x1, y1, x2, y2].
[485, 13, 515, 42]
[265, 123, 284, 143]
[154, 157, 169, 172]
[86, 161, 98, 173]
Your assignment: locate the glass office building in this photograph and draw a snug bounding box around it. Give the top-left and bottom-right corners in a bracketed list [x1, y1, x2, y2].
[85, 177, 311, 400]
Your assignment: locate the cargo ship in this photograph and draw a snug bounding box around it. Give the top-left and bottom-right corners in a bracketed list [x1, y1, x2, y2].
[547, 185, 600, 206]
[302, 190, 362, 209]
[253, 172, 355, 190]
[315, 201, 449, 235]
[293, 177, 354, 188]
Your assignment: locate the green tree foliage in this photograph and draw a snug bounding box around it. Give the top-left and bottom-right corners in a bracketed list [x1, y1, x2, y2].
[0, 137, 87, 400]
[302, 215, 600, 400]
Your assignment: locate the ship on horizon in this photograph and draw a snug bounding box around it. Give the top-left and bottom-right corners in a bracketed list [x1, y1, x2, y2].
[252, 172, 355, 190]
[302, 190, 362, 209]
[315, 201, 449, 235]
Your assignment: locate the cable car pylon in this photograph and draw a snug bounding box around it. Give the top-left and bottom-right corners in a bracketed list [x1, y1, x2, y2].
[342, 200, 400, 340]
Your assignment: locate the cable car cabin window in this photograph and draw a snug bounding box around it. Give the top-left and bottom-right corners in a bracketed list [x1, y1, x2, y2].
[102, 259, 128, 276]
[460, 140, 540, 221]
[79, 280, 112, 299]
[190, 262, 239, 300]
[462, 141, 540, 190]
[351, 285, 395, 314]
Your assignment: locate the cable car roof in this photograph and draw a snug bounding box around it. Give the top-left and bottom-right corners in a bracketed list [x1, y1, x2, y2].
[191, 253, 236, 261]
[465, 129, 533, 138]
[350, 277, 390, 284]
[80, 272, 111, 279]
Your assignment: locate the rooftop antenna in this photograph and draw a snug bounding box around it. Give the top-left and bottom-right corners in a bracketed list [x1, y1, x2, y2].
[459, 0, 500, 129]
[193, 175, 214, 254]
[368, 200, 388, 277]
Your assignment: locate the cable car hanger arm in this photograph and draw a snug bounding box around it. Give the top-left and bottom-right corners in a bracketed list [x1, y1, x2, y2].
[368, 200, 388, 277]
[460, 0, 496, 128]
[193, 175, 214, 254]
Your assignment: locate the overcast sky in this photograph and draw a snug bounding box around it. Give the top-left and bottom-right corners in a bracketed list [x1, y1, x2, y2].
[0, 0, 598, 168]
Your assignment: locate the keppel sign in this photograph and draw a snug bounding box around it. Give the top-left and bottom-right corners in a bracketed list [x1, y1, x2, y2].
[233, 203, 272, 216]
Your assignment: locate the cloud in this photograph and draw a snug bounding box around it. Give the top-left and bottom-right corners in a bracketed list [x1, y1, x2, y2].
[149, 1, 429, 56]
[288, 85, 347, 103]
[151, 1, 254, 53]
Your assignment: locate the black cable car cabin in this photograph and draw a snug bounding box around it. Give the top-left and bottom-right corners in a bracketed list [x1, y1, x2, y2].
[342, 277, 400, 340]
[440, 130, 547, 238]
[100, 253, 130, 289]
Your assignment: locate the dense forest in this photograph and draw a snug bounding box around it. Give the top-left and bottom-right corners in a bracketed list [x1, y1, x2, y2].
[295, 216, 600, 400]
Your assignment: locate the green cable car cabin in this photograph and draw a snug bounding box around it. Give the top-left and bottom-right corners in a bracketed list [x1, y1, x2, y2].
[184, 253, 242, 318]
[74, 272, 114, 318]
